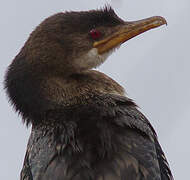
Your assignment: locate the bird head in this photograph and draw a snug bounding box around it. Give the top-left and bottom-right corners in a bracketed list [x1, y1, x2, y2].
[5, 7, 167, 123]
[23, 6, 166, 76]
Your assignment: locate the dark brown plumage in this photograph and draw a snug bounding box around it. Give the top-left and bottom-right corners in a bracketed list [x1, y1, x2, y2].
[4, 7, 173, 180]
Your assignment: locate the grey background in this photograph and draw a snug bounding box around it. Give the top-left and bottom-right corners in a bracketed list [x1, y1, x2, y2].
[0, 0, 189, 179]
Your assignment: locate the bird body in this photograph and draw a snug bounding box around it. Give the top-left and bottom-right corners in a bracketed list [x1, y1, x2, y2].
[5, 7, 173, 180]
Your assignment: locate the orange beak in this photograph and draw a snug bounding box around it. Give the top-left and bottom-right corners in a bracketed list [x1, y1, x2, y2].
[93, 16, 167, 54]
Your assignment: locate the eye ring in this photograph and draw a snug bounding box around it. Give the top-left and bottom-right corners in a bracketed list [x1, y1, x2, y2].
[89, 29, 101, 40]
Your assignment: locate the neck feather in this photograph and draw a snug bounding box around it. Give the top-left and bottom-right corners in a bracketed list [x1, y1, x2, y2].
[5, 55, 125, 125]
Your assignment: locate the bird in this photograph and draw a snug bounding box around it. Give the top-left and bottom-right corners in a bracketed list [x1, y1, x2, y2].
[4, 6, 173, 180]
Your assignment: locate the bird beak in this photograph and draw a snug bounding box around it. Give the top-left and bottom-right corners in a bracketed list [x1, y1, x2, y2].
[93, 16, 167, 54]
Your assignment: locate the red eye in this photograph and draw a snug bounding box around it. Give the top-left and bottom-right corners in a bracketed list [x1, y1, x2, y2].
[89, 29, 101, 40]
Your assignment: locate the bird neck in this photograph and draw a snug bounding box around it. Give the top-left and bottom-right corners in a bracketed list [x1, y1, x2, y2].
[43, 70, 125, 107]
[5, 54, 125, 125]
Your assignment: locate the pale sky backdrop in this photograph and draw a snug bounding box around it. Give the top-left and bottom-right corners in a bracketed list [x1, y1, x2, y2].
[0, 0, 189, 179]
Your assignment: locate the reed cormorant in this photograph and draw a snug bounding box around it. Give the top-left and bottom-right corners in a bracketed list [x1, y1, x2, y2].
[4, 7, 173, 180]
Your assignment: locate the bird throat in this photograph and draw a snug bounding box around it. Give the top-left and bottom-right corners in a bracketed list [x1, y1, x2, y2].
[75, 47, 119, 70]
[42, 70, 125, 107]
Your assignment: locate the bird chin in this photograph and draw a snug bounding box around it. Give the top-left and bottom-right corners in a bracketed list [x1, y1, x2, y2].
[100, 44, 121, 64]
[75, 45, 121, 71]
